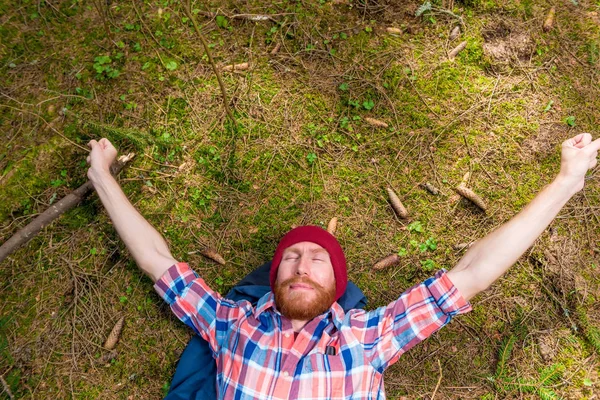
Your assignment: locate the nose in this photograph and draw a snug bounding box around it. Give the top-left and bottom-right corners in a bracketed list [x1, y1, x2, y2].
[295, 255, 310, 276]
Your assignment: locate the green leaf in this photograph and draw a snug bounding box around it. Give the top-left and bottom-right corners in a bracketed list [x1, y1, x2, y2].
[215, 15, 228, 28]
[397, 247, 408, 256]
[407, 221, 423, 233]
[543, 100, 554, 112]
[307, 152, 317, 164]
[583, 378, 593, 386]
[165, 60, 178, 71]
[94, 55, 111, 65]
[420, 259, 436, 271]
[363, 99, 375, 110]
[339, 82, 349, 91]
[565, 115, 576, 127]
[90, 247, 97, 255]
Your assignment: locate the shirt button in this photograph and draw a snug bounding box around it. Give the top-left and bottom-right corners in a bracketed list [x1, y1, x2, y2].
[283, 371, 289, 377]
[284, 333, 290, 338]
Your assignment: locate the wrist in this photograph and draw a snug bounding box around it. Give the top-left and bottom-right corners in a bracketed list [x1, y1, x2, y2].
[552, 173, 582, 197]
[88, 167, 113, 184]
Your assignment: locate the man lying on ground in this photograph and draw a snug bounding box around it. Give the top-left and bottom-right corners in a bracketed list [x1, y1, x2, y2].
[86, 134, 599, 399]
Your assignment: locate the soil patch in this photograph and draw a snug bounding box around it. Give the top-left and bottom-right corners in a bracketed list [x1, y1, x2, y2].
[482, 21, 535, 63]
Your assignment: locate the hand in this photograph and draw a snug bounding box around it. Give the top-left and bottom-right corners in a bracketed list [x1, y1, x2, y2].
[557, 133, 600, 193]
[87, 138, 117, 181]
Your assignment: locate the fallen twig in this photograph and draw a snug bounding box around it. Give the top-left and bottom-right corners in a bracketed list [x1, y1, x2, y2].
[222, 62, 250, 72]
[0, 375, 14, 400]
[181, 0, 237, 127]
[0, 153, 134, 263]
[431, 359, 443, 400]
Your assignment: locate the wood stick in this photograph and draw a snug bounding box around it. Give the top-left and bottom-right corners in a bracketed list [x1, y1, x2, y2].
[0, 154, 134, 263]
[0, 375, 14, 400]
[181, 0, 238, 128]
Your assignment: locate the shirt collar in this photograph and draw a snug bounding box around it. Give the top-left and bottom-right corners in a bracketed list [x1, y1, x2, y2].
[253, 291, 346, 329]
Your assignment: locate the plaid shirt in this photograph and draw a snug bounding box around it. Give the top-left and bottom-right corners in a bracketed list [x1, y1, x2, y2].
[155, 263, 471, 400]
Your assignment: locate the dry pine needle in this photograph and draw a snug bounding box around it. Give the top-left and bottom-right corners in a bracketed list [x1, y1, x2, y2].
[386, 187, 409, 219]
[373, 253, 400, 271]
[104, 316, 125, 350]
[365, 117, 389, 128]
[200, 248, 226, 265]
[454, 185, 487, 212]
[327, 217, 338, 235]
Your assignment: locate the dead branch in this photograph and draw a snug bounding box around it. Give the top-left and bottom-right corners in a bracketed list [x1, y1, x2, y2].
[0, 154, 134, 263]
[222, 62, 250, 72]
[181, 0, 237, 127]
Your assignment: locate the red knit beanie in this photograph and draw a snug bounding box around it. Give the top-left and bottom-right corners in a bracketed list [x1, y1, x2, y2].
[270, 226, 348, 301]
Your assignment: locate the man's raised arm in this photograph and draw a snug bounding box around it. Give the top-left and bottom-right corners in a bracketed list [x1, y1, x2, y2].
[447, 133, 600, 301]
[87, 138, 177, 282]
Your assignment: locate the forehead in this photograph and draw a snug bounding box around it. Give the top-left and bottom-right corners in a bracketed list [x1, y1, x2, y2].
[283, 241, 328, 254]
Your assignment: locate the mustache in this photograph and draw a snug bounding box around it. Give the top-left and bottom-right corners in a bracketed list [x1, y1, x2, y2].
[279, 276, 322, 290]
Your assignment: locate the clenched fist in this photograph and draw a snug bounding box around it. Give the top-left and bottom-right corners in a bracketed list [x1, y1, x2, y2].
[558, 133, 600, 193]
[87, 138, 117, 182]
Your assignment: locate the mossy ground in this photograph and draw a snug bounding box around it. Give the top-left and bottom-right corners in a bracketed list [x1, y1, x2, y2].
[1, 0, 600, 398]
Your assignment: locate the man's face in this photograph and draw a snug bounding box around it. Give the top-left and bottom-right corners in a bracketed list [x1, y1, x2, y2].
[274, 241, 336, 321]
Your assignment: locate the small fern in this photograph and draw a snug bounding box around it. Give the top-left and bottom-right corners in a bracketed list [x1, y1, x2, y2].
[538, 363, 564, 387]
[575, 307, 600, 354]
[537, 386, 560, 400]
[492, 336, 565, 400]
[495, 335, 516, 378]
[415, 1, 432, 17]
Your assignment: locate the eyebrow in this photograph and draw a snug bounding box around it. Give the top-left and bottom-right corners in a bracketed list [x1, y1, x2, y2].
[283, 247, 328, 255]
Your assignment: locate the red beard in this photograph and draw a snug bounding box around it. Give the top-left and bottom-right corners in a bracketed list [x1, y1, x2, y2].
[274, 276, 336, 321]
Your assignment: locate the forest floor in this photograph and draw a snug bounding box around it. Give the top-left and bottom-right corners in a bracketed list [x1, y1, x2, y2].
[1, 0, 600, 398]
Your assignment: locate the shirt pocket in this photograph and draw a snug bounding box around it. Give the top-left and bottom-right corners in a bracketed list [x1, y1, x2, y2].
[303, 353, 346, 397]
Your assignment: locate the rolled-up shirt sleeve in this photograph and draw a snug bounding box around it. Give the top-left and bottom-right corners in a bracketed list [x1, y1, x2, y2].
[154, 262, 247, 356]
[351, 269, 472, 372]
